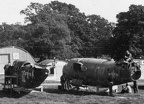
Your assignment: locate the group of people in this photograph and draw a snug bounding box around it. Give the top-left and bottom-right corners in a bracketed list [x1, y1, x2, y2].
[4, 62, 12, 88]
[120, 51, 139, 94]
[4, 63, 16, 84]
[121, 82, 138, 94]
[121, 83, 132, 93]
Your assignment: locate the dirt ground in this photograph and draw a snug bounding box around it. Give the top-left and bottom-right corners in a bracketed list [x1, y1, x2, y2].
[0, 84, 144, 104]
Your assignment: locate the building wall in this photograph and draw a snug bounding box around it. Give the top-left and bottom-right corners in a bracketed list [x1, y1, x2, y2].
[55, 61, 67, 81]
[45, 61, 67, 81]
[140, 60, 144, 79]
[0, 46, 35, 74]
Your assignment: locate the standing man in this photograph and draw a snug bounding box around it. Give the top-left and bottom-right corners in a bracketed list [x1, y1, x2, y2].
[60, 75, 66, 90]
[133, 81, 138, 93]
[109, 81, 114, 97]
[4, 62, 11, 88]
[125, 83, 132, 93]
[124, 50, 132, 63]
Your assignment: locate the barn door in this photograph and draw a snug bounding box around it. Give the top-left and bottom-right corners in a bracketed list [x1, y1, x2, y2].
[0, 54, 10, 74]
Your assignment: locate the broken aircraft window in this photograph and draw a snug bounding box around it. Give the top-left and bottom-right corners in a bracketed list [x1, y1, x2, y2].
[73, 63, 82, 72]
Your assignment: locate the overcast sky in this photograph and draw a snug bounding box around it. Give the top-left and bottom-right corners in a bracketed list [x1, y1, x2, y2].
[0, 0, 144, 25]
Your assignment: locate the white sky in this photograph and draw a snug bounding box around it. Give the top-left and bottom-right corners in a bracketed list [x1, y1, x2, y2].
[0, 0, 144, 25]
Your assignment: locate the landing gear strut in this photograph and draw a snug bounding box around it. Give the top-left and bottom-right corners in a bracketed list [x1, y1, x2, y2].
[109, 81, 114, 96]
[133, 81, 138, 93]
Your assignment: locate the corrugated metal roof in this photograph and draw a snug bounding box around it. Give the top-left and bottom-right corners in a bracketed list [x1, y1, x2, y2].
[0, 46, 35, 62]
[0, 46, 28, 53]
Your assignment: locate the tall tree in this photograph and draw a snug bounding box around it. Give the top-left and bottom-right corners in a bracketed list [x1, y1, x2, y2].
[50, 1, 113, 58]
[50, 1, 86, 57]
[0, 23, 26, 48]
[20, 2, 72, 59]
[85, 15, 114, 57]
[0, 1, 114, 60]
[110, 5, 144, 61]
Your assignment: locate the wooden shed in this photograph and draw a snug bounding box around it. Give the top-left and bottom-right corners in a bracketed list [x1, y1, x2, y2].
[0, 46, 35, 74]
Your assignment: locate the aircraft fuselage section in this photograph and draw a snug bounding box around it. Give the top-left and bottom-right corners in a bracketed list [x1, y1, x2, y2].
[11, 60, 49, 88]
[63, 58, 141, 87]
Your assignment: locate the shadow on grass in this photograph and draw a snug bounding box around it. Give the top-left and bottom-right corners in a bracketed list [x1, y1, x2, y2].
[0, 89, 31, 98]
[44, 88, 109, 96]
[43, 84, 144, 97]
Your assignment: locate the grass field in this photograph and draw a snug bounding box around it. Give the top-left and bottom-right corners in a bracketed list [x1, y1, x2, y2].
[0, 74, 144, 104]
[0, 82, 144, 104]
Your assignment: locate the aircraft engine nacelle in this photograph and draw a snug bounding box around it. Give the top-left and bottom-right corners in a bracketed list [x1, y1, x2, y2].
[129, 62, 141, 81]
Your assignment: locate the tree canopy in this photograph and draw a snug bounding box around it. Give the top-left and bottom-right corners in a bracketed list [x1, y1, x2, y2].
[110, 4, 144, 61]
[1, 2, 144, 61]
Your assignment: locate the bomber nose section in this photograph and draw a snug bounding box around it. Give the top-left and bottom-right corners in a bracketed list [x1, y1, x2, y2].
[130, 65, 141, 81]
